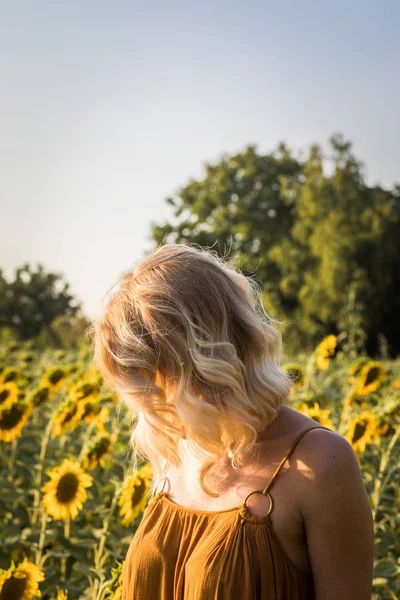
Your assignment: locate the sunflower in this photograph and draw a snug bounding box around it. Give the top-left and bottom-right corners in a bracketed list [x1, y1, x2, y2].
[345, 411, 385, 454]
[55, 587, 68, 599]
[297, 402, 334, 429]
[72, 380, 101, 402]
[85, 366, 102, 385]
[395, 378, 400, 390]
[28, 385, 51, 408]
[282, 363, 305, 389]
[315, 335, 337, 370]
[41, 459, 93, 520]
[100, 392, 119, 404]
[20, 352, 35, 364]
[0, 382, 20, 410]
[40, 367, 68, 395]
[0, 401, 33, 443]
[348, 358, 370, 384]
[119, 463, 153, 526]
[78, 400, 99, 424]
[106, 561, 124, 600]
[355, 361, 385, 397]
[0, 558, 44, 599]
[96, 406, 110, 434]
[349, 357, 369, 376]
[83, 434, 112, 470]
[52, 397, 86, 438]
[0, 367, 21, 385]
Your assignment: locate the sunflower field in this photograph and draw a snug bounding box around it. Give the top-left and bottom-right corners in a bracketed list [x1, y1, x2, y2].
[0, 336, 399, 600]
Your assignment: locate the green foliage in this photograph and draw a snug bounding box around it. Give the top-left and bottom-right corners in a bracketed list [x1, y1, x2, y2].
[0, 343, 399, 598]
[35, 312, 91, 350]
[150, 134, 400, 357]
[337, 282, 368, 360]
[0, 264, 82, 342]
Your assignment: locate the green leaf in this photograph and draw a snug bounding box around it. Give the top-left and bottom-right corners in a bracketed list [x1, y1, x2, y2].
[374, 558, 398, 578]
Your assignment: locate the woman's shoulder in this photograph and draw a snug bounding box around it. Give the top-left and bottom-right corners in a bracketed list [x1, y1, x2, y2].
[271, 405, 354, 491]
[282, 405, 350, 466]
[282, 405, 361, 508]
[286, 407, 374, 599]
[283, 405, 349, 457]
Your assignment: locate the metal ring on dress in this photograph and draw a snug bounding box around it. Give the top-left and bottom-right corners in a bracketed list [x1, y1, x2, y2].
[243, 489, 273, 515]
[159, 476, 168, 494]
[154, 476, 167, 497]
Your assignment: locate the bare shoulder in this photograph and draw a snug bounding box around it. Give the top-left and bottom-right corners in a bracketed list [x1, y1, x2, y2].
[292, 418, 367, 519]
[281, 407, 361, 503]
[290, 415, 374, 600]
[281, 405, 352, 464]
[264, 405, 364, 501]
[295, 417, 353, 466]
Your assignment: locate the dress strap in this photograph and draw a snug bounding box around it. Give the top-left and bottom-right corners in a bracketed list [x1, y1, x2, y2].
[153, 426, 331, 503]
[261, 425, 332, 495]
[154, 475, 168, 497]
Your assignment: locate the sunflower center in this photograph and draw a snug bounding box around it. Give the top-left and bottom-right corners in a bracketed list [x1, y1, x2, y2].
[0, 404, 24, 430]
[131, 479, 147, 509]
[77, 383, 98, 400]
[61, 404, 78, 425]
[0, 574, 27, 600]
[364, 368, 379, 386]
[0, 389, 11, 404]
[34, 388, 50, 406]
[90, 438, 110, 459]
[352, 421, 367, 443]
[82, 401, 98, 419]
[56, 473, 79, 504]
[49, 370, 65, 385]
[288, 369, 302, 383]
[3, 372, 18, 383]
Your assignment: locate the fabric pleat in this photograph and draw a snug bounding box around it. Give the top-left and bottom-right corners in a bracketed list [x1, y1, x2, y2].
[121, 425, 332, 600]
[122, 493, 315, 600]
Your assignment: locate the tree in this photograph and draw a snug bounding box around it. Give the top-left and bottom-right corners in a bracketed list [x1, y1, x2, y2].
[0, 263, 82, 341]
[150, 143, 302, 315]
[149, 135, 400, 357]
[276, 134, 400, 356]
[34, 312, 91, 349]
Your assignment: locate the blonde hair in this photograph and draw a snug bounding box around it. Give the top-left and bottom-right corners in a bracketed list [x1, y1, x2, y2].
[87, 243, 293, 498]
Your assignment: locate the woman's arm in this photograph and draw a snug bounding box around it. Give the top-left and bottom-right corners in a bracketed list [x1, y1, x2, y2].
[298, 429, 374, 600]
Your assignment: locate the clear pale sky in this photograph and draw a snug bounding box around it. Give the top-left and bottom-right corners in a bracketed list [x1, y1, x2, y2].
[2, 1, 399, 319]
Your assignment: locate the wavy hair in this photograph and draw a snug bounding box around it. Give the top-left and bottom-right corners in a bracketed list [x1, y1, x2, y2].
[87, 243, 294, 498]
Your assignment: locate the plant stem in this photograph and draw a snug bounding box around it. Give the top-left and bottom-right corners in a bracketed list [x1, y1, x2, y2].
[35, 510, 48, 566]
[61, 518, 71, 580]
[92, 484, 123, 599]
[32, 411, 57, 526]
[303, 353, 316, 393]
[337, 382, 359, 435]
[78, 420, 97, 461]
[371, 425, 400, 523]
[94, 580, 110, 600]
[7, 437, 18, 482]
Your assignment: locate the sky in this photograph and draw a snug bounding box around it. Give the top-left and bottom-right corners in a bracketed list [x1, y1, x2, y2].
[2, 0, 399, 319]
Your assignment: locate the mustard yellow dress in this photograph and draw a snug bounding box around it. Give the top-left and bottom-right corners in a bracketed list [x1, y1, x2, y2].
[122, 425, 331, 599]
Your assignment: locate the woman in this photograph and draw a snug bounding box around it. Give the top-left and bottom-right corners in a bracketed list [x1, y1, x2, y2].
[90, 243, 374, 599]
